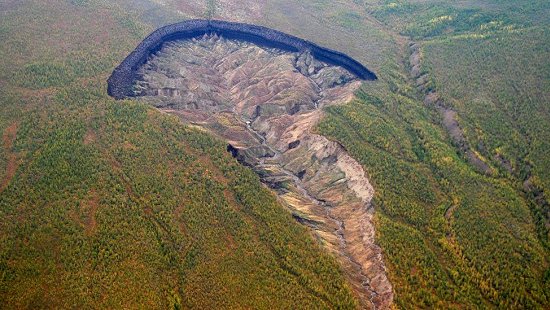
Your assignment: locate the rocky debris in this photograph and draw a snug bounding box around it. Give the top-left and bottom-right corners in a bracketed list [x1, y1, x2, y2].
[107, 19, 377, 99]
[134, 34, 393, 309]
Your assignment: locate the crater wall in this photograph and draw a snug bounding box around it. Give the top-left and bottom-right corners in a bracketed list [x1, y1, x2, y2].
[107, 19, 377, 99]
[128, 35, 392, 308]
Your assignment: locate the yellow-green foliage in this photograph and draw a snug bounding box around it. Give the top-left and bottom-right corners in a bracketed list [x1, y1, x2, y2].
[422, 25, 550, 202]
[314, 1, 549, 307]
[0, 0, 356, 308]
[318, 61, 549, 308]
[1, 0, 549, 308]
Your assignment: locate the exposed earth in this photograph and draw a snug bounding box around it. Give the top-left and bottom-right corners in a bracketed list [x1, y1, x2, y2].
[133, 34, 393, 309]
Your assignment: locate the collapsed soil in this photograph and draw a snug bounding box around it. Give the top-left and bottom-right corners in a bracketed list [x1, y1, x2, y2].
[134, 34, 393, 309]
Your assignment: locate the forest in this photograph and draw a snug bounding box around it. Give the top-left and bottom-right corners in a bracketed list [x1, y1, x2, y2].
[319, 0, 549, 307]
[1, 0, 548, 308]
[0, 0, 357, 308]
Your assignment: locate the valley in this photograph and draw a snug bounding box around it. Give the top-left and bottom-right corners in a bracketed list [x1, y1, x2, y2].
[132, 34, 392, 309]
[1, 0, 548, 308]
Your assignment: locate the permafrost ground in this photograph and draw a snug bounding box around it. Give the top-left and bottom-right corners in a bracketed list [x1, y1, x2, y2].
[133, 34, 393, 309]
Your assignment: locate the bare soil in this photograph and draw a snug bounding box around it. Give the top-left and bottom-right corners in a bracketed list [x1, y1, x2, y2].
[134, 35, 393, 309]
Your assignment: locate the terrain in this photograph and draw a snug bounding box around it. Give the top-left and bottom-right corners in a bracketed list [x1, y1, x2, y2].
[131, 34, 391, 308]
[107, 19, 377, 99]
[0, 1, 358, 309]
[1, 0, 549, 309]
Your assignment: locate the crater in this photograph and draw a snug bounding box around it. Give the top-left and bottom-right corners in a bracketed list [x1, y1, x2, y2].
[108, 21, 392, 309]
[107, 19, 376, 100]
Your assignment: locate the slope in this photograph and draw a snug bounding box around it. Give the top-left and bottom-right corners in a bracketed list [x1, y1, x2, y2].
[0, 0, 357, 308]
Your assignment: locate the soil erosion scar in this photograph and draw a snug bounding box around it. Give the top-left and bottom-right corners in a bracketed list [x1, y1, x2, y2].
[107, 22, 391, 309]
[107, 19, 377, 99]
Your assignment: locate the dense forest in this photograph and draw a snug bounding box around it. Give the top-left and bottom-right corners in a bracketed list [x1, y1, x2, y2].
[319, 0, 550, 308]
[0, 1, 357, 308]
[1, 0, 548, 308]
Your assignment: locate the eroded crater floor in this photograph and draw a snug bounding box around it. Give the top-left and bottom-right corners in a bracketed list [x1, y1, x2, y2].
[134, 34, 393, 309]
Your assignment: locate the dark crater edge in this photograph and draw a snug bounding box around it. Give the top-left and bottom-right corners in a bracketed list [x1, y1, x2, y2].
[107, 19, 377, 99]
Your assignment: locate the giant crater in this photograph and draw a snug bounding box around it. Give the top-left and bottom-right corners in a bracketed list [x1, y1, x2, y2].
[108, 19, 392, 309]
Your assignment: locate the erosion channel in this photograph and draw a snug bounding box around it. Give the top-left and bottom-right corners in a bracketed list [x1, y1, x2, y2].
[115, 26, 393, 309]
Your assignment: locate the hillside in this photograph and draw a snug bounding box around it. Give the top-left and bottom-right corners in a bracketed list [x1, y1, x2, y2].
[1, 0, 549, 309]
[123, 32, 392, 308]
[0, 1, 357, 308]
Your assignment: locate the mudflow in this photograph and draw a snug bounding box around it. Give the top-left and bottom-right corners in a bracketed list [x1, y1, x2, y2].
[134, 34, 393, 309]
